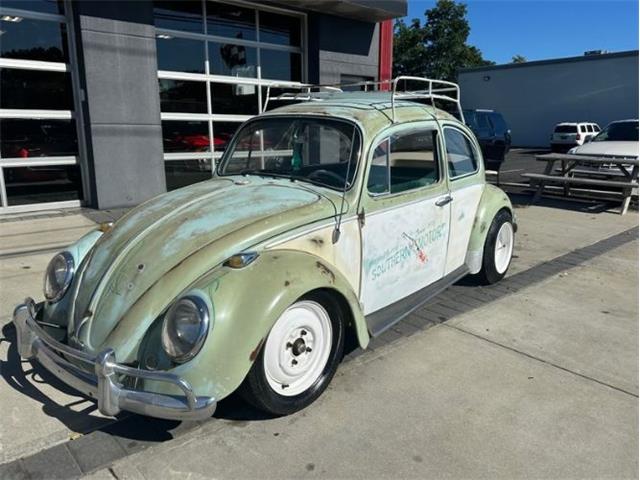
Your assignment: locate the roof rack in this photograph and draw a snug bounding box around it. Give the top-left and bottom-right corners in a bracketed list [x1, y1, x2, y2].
[263, 76, 464, 123]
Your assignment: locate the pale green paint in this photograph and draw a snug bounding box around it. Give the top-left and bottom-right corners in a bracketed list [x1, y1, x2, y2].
[36, 97, 513, 403]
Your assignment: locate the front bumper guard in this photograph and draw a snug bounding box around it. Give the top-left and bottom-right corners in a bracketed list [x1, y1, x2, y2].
[13, 298, 216, 421]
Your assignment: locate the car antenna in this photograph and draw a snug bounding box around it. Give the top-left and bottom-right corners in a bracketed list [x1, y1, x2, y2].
[333, 126, 357, 244]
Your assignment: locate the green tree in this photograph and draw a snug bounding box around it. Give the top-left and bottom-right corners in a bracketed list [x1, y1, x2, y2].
[511, 54, 527, 63]
[393, 0, 494, 81]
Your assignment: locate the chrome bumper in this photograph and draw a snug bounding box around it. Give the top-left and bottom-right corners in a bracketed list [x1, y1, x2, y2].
[13, 298, 216, 421]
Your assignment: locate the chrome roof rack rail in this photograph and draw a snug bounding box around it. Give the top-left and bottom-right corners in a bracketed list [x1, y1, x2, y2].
[263, 83, 343, 111]
[262, 76, 464, 123]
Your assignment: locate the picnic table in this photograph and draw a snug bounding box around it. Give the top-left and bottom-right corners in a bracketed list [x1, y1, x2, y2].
[522, 153, 639, 215]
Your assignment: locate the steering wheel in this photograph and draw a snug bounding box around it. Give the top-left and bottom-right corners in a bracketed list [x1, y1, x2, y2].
[308, 169, 345, 185]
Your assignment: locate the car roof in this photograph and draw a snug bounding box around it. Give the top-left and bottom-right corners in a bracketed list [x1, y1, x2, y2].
[264, 91, 458, 128]
[555, 122, 598, 126]
[609, 119, 639, 124]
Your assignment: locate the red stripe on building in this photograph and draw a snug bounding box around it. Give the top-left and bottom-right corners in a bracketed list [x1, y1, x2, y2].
[378, 19, 393, 91]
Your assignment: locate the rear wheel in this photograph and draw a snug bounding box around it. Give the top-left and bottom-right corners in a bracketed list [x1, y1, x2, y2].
[475, 210, 514, 284]
[239, 291, 344, 415]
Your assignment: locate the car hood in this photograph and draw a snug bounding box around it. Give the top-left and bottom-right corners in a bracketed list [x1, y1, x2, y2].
[572, 141, 639, 158]
[70, 177, 338, 354]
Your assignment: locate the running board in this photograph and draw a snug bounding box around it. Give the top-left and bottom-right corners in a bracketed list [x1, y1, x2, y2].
[365, 265, 470, 337]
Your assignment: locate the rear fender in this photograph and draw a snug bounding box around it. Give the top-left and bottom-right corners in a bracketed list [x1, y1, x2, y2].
[465, 184, 514, 274]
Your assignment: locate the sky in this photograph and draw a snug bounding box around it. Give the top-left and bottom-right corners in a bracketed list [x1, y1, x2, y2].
[404, 0, 639, 65]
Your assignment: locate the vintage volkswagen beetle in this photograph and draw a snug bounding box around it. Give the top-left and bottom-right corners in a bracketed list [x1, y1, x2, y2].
[13, 78, 515, 419]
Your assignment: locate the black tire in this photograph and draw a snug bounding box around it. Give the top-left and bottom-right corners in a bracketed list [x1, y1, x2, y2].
[239, 291, 345, 416]
[474, 209, 514, 285]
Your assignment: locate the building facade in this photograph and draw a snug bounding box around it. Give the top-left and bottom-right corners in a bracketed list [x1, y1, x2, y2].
[0, 0, 405, 213]
[458, 50, 639, 147]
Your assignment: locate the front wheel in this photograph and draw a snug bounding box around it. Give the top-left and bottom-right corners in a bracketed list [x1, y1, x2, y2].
[239, 291, 344, 415]
[475, 210, 515, 284]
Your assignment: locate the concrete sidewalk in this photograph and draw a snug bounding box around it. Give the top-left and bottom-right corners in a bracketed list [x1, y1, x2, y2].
[0, 198, 637, 477]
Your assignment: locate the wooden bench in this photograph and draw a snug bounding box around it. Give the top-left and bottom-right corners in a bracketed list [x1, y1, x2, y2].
[523, 153, 639, 214]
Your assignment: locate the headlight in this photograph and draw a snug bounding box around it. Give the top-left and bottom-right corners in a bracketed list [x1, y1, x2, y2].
[161, 295, 210, 363]
[43, 251, 75, 302]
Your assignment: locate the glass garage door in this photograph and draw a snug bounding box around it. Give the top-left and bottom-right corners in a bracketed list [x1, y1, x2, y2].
[0, 0, 83, 213]
[153, 0, 306, 190]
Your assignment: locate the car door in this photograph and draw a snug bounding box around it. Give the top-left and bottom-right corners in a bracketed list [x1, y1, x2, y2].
[442, 124, 485, 275]
[359, 122, 451, 328]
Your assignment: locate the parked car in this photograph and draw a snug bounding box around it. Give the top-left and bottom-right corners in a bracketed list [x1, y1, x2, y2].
[14, 78, 516, 420]
[463, 109, 511, 171]
[550, 122, 600, 152]
[567, 119, 639, 173]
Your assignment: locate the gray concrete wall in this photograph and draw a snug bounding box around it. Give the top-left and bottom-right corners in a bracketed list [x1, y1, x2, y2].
[458, 52, 639, 147]
[73, 1, 165, 209]
[308, 13, 380, 85]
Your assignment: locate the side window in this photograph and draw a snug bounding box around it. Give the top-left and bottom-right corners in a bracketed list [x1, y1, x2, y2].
[367, 128, 440, 195]
[594, 125, 601, 132]
[580, 125, 587, 133]
[445, 128, 478, 178]
[367, 139, 390, 194]
[477, 113, 491, 130]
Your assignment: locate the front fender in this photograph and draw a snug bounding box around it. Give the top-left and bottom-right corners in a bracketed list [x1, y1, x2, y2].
[465, 184, 514, 274]
[141, 249, 367, 401]
[42, 229, 104, 330]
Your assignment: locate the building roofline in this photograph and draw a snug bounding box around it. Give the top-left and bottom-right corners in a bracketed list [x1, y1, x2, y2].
[458, 50, 639, 75]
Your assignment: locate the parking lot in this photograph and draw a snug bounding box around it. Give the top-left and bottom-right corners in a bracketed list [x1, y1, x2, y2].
[0, 192, 637, 479]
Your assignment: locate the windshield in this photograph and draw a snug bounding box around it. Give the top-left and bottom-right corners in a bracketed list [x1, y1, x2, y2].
[592, 121, 639, 142]
[218, 117, 360, 190]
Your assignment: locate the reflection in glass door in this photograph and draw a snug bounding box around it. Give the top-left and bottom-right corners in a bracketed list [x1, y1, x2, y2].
[0, 0, 83, 213]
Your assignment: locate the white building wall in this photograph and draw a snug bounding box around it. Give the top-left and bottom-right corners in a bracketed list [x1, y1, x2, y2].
[458, 51, 639, 147]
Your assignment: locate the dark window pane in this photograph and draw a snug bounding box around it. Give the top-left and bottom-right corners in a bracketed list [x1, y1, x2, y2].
[1, 1, 64, 14]
[209, 42, 257, 77]
[165, 159, 212, 191]
[158, 79, 206, 113]
[1, 119, 77, 158]
[210, 82, 258, 115]
[1, 69, 73, 110]
[259, 11, 300, 46]
[212, 122, 241, 152]
[156, 37, 205, 73]
[0, 18, 68, 62]
[445, 128, 478, 178]
[153, 1, 203, 33]
[261, 50, 301, 81]
[206, 1, 256, 41]
[162, 121, 210, 153]
[4, 165, 82, 205]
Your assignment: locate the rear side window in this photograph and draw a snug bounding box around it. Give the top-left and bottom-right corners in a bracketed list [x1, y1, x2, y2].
[490, 113, 507, 132]
[367, 128, 440, 195]
[555, 125, 577, 133]
[580, 125, 588, 133]
[445, 128, 478, 178]
[476, 113, 491, 129]
[586, 125, 593, 132]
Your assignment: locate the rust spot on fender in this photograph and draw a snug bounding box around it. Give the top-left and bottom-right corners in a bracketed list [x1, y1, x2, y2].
[284, 280, 291, 287]
[315, 261, 335, 284]
[249, 338, 265, 362]
[480, 222, 488, 233]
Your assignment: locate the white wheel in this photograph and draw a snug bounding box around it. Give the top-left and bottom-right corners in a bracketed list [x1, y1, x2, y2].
[263, 300, 333, 397]
[494, 221, 514, 274]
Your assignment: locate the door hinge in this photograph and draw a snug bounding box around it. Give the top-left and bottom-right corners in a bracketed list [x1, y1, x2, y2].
[357, 208, 366, 228]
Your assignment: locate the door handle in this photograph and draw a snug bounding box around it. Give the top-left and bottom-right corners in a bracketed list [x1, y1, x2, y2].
[435, 195, 453, 207]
